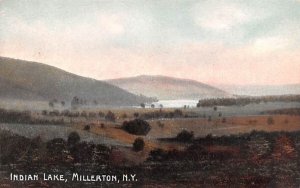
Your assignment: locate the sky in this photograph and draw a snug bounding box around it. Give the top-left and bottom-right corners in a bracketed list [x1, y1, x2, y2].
[0, 0, 300, 85]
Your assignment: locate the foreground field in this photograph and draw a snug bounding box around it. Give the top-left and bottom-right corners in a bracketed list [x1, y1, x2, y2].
[72, 114, 300, 164]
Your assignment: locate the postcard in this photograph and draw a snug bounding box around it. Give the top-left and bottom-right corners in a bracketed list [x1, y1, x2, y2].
[0, 0, 300, 187]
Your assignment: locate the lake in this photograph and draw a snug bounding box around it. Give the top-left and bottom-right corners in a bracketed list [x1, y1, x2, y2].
[146, 99, 198, 108]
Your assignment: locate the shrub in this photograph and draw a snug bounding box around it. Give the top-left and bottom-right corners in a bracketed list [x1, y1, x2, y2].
[148, 149, 168, 161]
[42, 110, 48, 115]
[81, 111, 88, 118]
[67, 131, 80, 147]
[105, 111, 116, 122]
[133, 137, 145, 151]
[176, 130, 194, 142]
[174, 109, 183, 117]
[88, 112, 97, 118]
[49, 110, 60, 116]
[46, 138, 67, 158]
[122, 119, 151, 135]
[83, 125, 90, 131]
[98, 111, 105, 117]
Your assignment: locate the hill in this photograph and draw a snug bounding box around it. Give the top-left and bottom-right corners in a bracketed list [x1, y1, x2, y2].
[0, 57, 154, 106]
[106, 75, 231, 100]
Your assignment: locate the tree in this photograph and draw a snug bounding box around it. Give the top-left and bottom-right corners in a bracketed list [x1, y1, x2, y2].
[67, 131, 80, 147]
[176, 130, 194, 142]
[105, 111, 116, 122]
[122, 119, 151, 135]
[83, 125, 90, 131]
[71, 96, 80, 109]
[46, 138, 68, 162]
[133, 138, 145, 151]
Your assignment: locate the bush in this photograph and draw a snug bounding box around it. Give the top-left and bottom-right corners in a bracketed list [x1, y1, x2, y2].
[98, 111, 105, 117]
[122, 119, 151, 135]
[67, 132, 80, 147]
[88, 112, 97, 118]
[46, 138, 68, 161]
[83, 125, 90, 131]
[176, 130, 194, 142]
[133, 138, 145, 151]
[147, 149, 168, 161]
[105, 111, 116, 122]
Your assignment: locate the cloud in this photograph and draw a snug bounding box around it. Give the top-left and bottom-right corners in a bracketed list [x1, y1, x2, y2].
[96, 13, 125, 35]
[193, 1, 251, 31]
[250, 36, 292, 53]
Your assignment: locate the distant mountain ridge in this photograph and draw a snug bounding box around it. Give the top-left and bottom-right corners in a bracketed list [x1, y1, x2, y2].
[0, 57, 154, 106]
[107, 75, 231, 100]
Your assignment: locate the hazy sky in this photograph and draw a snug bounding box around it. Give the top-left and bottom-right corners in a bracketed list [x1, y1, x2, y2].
[0, 0, 300, 85]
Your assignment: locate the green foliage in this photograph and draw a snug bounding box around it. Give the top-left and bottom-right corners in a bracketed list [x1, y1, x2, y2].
[122, 119, 151, 135]
[197, 95, 300, 107]
[84, 125, 90, 131]
[105, 111, 116, 122]
[176, 130, 194, 142]
[133, 137, 145, 151]
[67, 131, 80, 147]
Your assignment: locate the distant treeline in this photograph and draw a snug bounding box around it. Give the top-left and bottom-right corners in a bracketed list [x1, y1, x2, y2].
[197, 95, 300, 107]
[0, 108, 117, 124]
[262, 108, 300, 116]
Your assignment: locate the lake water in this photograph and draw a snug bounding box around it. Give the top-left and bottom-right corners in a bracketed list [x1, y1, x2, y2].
[148, 100, 198, 108]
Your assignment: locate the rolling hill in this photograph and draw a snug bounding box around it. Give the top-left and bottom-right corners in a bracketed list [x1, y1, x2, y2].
[106, 75, 231, 100]
[0, 57, 154, 106]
